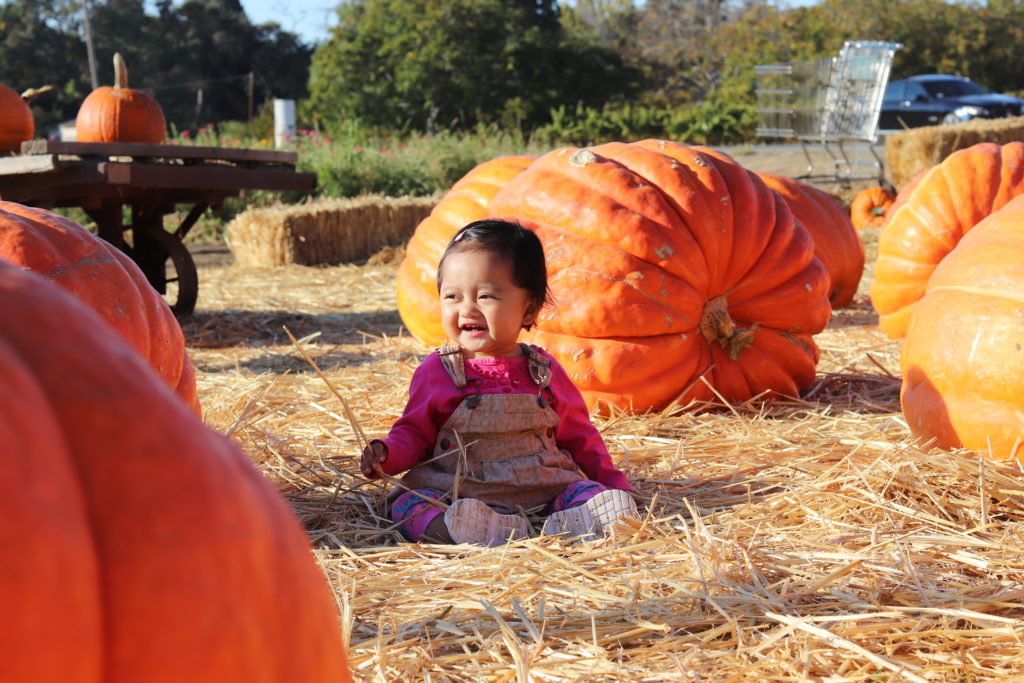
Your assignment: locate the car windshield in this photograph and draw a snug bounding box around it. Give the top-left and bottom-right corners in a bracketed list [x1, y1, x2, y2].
[922, 79, 990, 98]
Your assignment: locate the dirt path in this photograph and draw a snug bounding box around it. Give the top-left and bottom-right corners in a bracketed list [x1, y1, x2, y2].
[723, 141, 889, 200]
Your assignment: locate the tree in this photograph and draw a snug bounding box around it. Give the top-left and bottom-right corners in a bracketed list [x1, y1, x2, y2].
[563, 0, 638, 51]
[306, 0, 638, 132]
[79, 0, 315, 131]
[712, 0, 1015, 107]
[0, 0, 91, 132]
[0, 0, 312, 135]
[564, 0, 756, 106]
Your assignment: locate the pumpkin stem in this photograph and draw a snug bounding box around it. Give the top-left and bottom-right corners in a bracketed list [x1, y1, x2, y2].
[570, 148, 597, 168]
[699, 295, 735, 342]
[699, 295, 758, 360]
[20, 85, 53, 103]
[113, 52, 128, 90]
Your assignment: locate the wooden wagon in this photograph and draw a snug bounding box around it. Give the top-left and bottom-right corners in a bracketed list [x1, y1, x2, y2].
[0, 140, 316, 315]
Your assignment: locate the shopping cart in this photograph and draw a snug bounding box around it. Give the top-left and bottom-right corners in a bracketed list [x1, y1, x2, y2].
[755, 40, 902, 183]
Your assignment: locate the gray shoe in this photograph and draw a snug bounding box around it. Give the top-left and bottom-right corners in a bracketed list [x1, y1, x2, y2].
[541, 489, 638, 541]
[444, 498, 529, 547]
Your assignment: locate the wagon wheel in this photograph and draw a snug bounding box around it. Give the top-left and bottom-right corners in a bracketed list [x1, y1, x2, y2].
[137, 223, 199, 316]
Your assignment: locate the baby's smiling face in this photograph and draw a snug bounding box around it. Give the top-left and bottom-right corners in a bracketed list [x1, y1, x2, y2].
[438, 248, 537, 359]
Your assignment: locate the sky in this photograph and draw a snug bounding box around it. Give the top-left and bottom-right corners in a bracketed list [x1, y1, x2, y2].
[239, 0, 338, 46]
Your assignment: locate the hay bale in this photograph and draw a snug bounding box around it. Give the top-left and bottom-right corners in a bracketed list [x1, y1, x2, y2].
[225, 195, 437, 267]
[886, 116, 1024, 188]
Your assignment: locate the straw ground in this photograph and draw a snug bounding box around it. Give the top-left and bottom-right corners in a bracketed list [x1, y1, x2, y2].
[182, 221, 1024, 681]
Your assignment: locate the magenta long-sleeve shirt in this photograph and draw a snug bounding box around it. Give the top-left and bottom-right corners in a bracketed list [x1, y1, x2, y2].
[371, 347, 632, 491]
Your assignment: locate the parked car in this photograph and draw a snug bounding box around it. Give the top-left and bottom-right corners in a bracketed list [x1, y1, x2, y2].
[878, 74, 1024, 129]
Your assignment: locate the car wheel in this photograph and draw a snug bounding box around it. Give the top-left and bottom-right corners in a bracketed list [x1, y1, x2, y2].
[942, 112, 962, 125]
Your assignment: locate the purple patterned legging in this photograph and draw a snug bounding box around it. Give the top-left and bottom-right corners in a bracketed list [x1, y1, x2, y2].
[391, 480, 608, 542]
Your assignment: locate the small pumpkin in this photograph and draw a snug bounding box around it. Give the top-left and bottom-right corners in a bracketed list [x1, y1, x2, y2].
[849, 185, 895, 229]
[871, 141, 1024, 339]
[0, 84, 36, 153]
[76, 52, 167, 143]
[900, 193, 1024, 462]
[0, 260, 351, 681]
[0, 201, 199, 413]
[396, 155, 535, 345]
[754, 171, 864, 308]
[488, 140, 831, 413]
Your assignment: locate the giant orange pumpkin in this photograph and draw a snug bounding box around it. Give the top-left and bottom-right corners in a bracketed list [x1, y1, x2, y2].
[0, 83, 33, 153]
[0, 260, 350, 682]
[900, 193, 1024, 462]
[76, 52, 167, 143]
[488, 140, 831, 413]
[0, 202, 199, 413]
[879, 170, 925, 230]
[849, 186, 895, 229]
[754, 171, 864, 308]
[396, 155, 535, 345]
[871, 141, 1024, 338]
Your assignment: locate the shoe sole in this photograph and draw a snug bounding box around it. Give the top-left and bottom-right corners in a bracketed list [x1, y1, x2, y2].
[542, 489, 637, 541]
[445, 498, 529, 547]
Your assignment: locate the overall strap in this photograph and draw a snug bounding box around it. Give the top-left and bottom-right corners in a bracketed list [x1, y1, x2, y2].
[437, 345, 466, 388]
[520, 343, 552, 390]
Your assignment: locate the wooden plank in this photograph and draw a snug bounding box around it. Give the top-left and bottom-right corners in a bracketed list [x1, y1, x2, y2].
[99, 162, 317, 193]
[0, 154, 58, 175]
[0, 172, 240, 207]
[2, 185, 239, 209]
[20, 139, 299, 165]
[0, 165, 108, 202]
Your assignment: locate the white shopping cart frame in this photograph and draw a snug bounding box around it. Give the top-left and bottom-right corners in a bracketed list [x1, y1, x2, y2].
[755, 40, 902, 183]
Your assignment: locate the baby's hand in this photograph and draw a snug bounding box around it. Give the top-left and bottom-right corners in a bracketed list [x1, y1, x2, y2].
[360, 441, 388, 478]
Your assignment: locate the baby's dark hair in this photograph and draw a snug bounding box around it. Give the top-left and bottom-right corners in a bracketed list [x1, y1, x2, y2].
[436, 219, 551, 327]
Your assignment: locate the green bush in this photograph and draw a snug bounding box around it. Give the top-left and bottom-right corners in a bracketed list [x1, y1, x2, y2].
[157, 124, 551, 241]
[534, 100, 758, 146]
[306, 0, 637, 133]
[670, 99, 760, 146]
[293, 124, 550, 199]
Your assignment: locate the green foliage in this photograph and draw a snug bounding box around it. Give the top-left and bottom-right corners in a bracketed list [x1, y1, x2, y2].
[293, 124, 549, 198]
[718, 0, 1024, 97]
[672, 99, 759, 146]
[306, 0, 638, 133]
[533, 99, 757, 146]
[565, 0, 1024, 120]
[0, 0, 91, 133]
[89, 0, 314, 132]
[158, 124, 552, 241]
